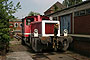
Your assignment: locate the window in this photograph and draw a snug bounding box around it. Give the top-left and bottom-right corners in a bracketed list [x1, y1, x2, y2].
[26, 18, 34, 25]
[86, 8, 90, 14]
[9, 23, 13, 28]
[14, 23, 18, 27]
[26, 19, 31, 25]
[74, 11, 80, 16]
[80, 10, 85, 16]
[10, 23, 13, 26]
[42, 18, 49, 20]
[53, 17, 57, 21]
[20, 23, 22, 27]
[30, 18, 34, 22]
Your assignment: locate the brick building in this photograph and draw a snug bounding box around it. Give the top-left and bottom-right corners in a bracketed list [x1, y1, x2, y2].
[45, 1, 90, 35]
[9, 19, 22, 33]
[44, 1, 66, 16]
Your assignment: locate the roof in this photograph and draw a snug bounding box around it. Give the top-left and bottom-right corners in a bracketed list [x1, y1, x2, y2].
[46, 0, 90, 16]
[44, 1, 66, 14]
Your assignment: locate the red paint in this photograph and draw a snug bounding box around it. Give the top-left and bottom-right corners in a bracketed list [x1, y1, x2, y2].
[31, 22, 42, 34]
[45, 23, 54, 34]
[23, 15, 50, 37]
[24, 18, 31, 37]
[9, 24, 14, 28]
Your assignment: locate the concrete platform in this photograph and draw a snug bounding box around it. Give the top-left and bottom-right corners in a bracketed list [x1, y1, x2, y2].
[69, 34, 90, 57]
[6, 52, 33, 60]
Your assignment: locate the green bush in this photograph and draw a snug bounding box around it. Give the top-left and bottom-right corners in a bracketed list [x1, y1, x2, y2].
[0, 0, 21, 53]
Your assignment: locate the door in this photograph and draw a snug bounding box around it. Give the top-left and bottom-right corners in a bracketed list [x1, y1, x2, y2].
[60, 14, 71, 34]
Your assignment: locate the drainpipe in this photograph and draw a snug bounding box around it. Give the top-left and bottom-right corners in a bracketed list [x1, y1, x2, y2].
[57, 16, 59, 21]
[72, 7, 75, 34]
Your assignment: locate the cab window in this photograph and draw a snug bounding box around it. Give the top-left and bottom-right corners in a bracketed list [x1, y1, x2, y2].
[14, 23, 18, 27]
[26, 18, 34, 25]
[42, 18, 49, 20]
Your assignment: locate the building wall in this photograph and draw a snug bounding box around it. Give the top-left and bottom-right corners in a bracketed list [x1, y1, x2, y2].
[9, 21, 22, 33]
[74, 14, 90, 34]
[46, 1, 90, 34]
[44, 10, 53, 15]
[44, 1, 66, 15]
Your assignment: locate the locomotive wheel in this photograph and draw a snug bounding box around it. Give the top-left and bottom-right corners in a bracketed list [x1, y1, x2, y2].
[21, 37, 25, 45]
[30, 37, 32, 47]
[61, 40, 69, 51]
[54, 46, 57, 51]
[32, 38, 42, 52]
[32, 38, 35, 51]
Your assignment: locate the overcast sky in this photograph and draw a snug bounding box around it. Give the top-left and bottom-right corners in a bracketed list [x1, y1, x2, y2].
[10, 0, 86, 19]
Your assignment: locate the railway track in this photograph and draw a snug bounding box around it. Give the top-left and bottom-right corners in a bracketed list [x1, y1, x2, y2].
[30, 51, 90, 60]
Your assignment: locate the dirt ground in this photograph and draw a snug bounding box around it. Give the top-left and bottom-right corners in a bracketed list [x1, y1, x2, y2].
[0, 38, 90, 60]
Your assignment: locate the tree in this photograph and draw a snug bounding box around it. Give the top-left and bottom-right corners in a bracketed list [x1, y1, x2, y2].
[62, 0, 82, 7]
[28, 11, 40, 16]
[63, 0, 68, 7]
[0, 0, 21, 55]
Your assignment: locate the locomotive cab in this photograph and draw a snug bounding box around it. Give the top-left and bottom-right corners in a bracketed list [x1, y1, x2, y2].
[22, 16, 37, 37]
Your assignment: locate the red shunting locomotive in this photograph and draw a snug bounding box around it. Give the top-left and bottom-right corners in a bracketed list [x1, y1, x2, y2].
[22, 15, 73, 52]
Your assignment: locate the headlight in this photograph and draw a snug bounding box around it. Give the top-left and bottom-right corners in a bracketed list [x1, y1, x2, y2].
[34, 29, 38, 33]
[64, 29, 68, 36]
[34, 29, 38, 37]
